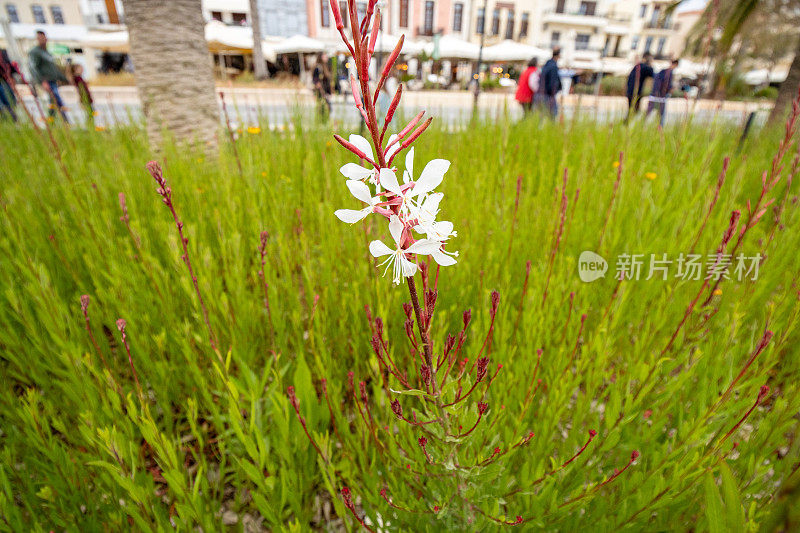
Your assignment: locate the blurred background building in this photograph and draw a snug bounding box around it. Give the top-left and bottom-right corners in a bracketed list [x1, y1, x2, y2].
[0, 0, 793, 91]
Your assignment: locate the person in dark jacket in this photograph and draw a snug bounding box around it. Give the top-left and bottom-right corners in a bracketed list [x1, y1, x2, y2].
[646, 59, 679, 127]
[0, 48, 19, 122]
[536, 47, 562, 118]
[28, 30, 69, 122]
[625, 52, 654, 120]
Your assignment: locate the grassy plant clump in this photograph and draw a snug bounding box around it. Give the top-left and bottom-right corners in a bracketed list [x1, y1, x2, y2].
[0, 105, 799, 531]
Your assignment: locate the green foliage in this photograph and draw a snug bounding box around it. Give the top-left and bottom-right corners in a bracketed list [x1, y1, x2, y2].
[0, 113, 799, 531]
[754, 86, 779, 100]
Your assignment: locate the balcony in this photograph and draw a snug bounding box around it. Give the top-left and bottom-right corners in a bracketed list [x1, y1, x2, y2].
[542, 8, 607, 28]
[644, 20, 673, 30]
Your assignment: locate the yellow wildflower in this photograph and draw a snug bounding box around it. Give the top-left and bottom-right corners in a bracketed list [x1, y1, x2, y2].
[261, 171, 267, 177]
[645, 172, 657, 180]
[713, 288, 722, 296]
[94, 125, 105, 132]
[247, 126, 262, 134]
[612, 161, 620, 168]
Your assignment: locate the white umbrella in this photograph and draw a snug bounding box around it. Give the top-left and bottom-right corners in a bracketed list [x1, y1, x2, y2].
[483, 40, 548, 62]
[205, 21, 277, 62]
[83, 30, 129, 52]
[273, 34, 327, 54]
[423, 35, 480, 60]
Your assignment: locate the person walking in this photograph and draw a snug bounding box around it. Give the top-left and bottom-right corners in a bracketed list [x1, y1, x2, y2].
[515, 57, 539, 115]
[69, 64, 94, 124]
[646, 59, 679, 128]
[312, 52, 333, 121]
[536, 47, 562, 118]
[625, 52, 654, 121]
[28, 31, 69, 123]
[0, 48, 20, 122]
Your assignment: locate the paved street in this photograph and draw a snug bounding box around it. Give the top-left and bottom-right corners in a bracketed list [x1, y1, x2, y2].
[14, 85, 771, 129]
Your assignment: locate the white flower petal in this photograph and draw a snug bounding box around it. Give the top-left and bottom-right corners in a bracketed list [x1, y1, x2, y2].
[346, 180, 373, 205]
[349, 134, 374, 160]
[400, 255, 418, 278]
[414, 159, 450, 196]
[385, 134, 400, 161]
[432, 249, 457, 266]
[421, 192, 443, 214]
[335, 208, 370, 223]
[405, 239, 443, 255]
[369, 240, 394, 257]
[432, 220, 454, 238]
[379, 168, 403, 195]
[388, 215, 405, 246]
[340, 163, 373, 180]
[403, 147, 415, 183]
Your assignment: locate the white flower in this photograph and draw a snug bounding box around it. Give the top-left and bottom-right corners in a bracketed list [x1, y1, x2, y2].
[380, 157, 450, 215]
[385, 134, 401, 162]
[369, 215, 443, 284]
[340, 162, 374, 181]
[341, 135, 380, 186]
[334, 180, 381, 223]
[402, 147, 415, 183]
[349, 134, 374, 161]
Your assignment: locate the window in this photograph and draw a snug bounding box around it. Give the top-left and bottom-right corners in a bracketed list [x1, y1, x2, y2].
[6, 3, 18, 22]
[423, 0, 434, 34]
[340, 1, 348, 27]
[505, 10, 514, 40]
[50, 5, 64, 24]
[232, 12, 247, 25]
[644, 36, 653, 53]
[519, 12, 529, 38]
[31, 4, 45, 23]
[555, 0, 565, 13]
[650, 6, 660, 26]
[399, 0, 408, 28]
[656, 37, 666, 56]
[575, 33, 590, 50]
[631, 35, 640, 50]
[639, 4, 647, 18]
[452, 2, 463, 32]
[491, 8, 499, 35]
[476, 7, 484, 34]
[320, 0, 330, 27]
[551, 31, 561, 45]
[211, 10, 222, 21]
[579, 1, 596, 16]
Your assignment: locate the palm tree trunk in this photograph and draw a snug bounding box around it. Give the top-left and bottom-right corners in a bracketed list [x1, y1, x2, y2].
[768, 36, 800, 125]
[250, 0, 268, 80]
[122, 0, 219, 150]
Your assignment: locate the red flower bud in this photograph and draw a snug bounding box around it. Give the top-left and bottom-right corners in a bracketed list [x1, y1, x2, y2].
[478, 402, 488, 414]
[391, 399, 403, 419]
[476, 357, 489, 381]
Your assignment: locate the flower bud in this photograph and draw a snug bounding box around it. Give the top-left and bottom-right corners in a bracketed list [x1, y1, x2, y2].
[478, 402, 488, 414]
[391, 399, 403, 419]
[463, 309, 472, 328]
[476, 357, 489, 382]
[420, 364, 431, 384]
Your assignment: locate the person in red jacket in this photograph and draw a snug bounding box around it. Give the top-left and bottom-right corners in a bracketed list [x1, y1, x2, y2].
[515, 58, 539, 115]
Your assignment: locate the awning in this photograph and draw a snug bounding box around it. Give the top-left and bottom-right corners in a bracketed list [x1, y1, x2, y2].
[423, 35, 480, 60]
[82, 22, 277, 62]
[83, 30, 129, 52]
[206, 21, 277, 61]
[482, 40, 548, 62]
[273, 34, 326, 54]
[743, 68, 789, 85]
[1, 23, 87, 43]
